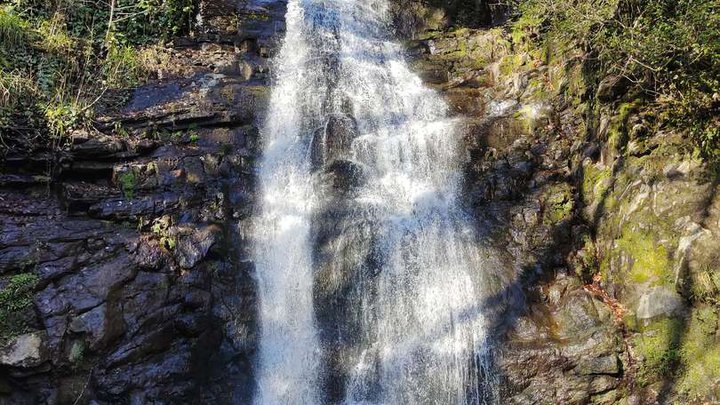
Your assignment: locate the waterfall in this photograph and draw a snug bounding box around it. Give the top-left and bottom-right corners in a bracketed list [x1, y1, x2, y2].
[253, 0, 497, 403]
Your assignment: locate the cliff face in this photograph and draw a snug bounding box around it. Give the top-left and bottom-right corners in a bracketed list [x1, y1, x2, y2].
[394, 3, 627, 402]
[1, 0, 718, 404]
[395, 1, 720, 403]
[0, 1, 284, 403]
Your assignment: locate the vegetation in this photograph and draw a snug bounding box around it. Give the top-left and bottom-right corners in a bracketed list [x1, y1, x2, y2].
[0, 0, 197, 156]
[118, 169, 136, 199]
[677, 307, 720, 400]
[505, 0, 720, 161]
[0, 272, 40, 341]
[633, 318, 683, 387]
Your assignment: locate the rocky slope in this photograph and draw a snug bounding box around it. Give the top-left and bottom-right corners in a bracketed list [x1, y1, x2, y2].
[395, 1, 720, 403]
[0, 1, 285, 403]
[1, 0, 718, 404]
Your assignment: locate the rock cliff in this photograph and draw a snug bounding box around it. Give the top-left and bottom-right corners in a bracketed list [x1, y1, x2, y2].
[1, 0, 718, 404]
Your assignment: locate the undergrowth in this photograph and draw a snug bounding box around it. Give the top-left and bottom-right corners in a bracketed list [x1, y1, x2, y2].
[0, 0, 197, 157]
[505, 0, 720, 162]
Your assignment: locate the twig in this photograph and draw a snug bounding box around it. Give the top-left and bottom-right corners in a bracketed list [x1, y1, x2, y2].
[72, 366, 95, 405]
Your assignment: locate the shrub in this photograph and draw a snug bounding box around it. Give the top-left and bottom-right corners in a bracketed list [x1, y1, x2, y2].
[505, 0, 720, 161]
[0, 0, 198, 156]
[0, 6, 29, 49]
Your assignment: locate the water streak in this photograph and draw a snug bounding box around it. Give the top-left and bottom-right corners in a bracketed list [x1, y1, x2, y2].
[253, 1, 497, 403]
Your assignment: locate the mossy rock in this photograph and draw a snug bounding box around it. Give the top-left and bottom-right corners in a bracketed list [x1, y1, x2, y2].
[616, 226, 672, 286]
[632, 306, 720, 400]
[632, 317, 684, 387]
[541, 182, 575, 224]
[677, 306, 720, 401]
[0, 273, 39, 343]
[581, 160, 612, 209]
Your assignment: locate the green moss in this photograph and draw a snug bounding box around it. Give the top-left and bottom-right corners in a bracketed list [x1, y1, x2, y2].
[510, 13, 543, 47]
[498, 54, 526, 77]
[633, 318, 684, 387]
[607, 101, 639, 152]
[678, 307, 720, 400]
[118, 170, 137, 199]
[599, 253, 612, 281]
[439, 40, 468, 61]
[448, 27, 470, 37]
[616, 226, 671, 286]
[164, 237, 177, 250]
[581, 162, 612, 206]
[633, 307, 720, 397]
[526, 76, 551, 100]
[622, 311, 638, 332]
[564, 64, 586, 106]
[0, 273, 40, 341]
[543, 183, 574, 223]
[574, 235, 599, 281]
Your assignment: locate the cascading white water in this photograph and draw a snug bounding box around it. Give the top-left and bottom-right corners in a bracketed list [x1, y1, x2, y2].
[251, 1, 324, 403]
[253, 0, 497, 403]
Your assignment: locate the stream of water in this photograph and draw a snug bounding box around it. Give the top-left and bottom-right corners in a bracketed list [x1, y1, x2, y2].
[253, 1, 497, 403]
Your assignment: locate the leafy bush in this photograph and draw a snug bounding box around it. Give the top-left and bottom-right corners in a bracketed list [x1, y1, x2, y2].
[0, 5, 29, 48]
[0, 0, 198, 156]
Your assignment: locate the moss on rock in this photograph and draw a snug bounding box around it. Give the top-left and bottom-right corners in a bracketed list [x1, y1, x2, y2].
[633, 317, 683, 387]
[542, 182, 574, 224]
[581, 161, 611, 208]
[677, 306, 720, 400]
[0, 273, 39, 342]
[616, 226, 672, 286]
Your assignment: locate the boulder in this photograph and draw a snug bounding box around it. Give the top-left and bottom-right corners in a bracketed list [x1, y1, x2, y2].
[636, 286, 686, 321]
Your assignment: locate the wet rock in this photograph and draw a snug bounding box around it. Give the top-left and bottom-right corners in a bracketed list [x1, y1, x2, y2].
[69, 134, 128, 160]
[68, 303, 125, 351]
[322, 159, 367, 191]
[0, 174, 50, 187]
[311, 115, 358, 170]
[0, 1, 269, 402]
[88, 194, 183, 220]
[174, 225, 222, 269]
[576, 355, 621, 376]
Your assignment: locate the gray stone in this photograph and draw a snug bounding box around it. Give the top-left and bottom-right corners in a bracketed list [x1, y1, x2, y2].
[175, 225, 222, 269]
[576, 355, 621, 376]
[0, 332, 46, 368]
[636, 286, 686, 320]
[68, 303, 125, 351]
